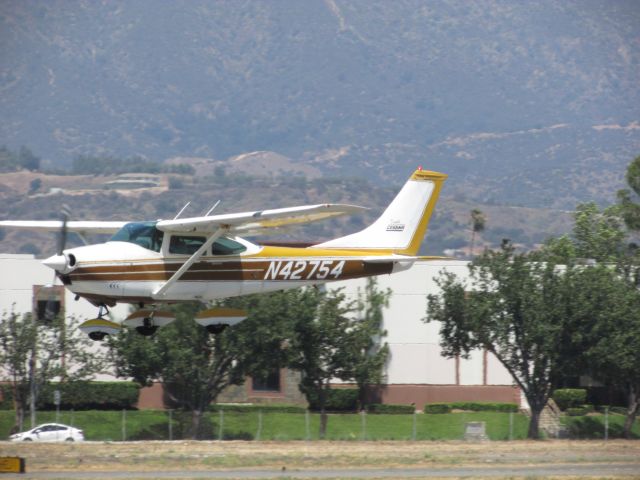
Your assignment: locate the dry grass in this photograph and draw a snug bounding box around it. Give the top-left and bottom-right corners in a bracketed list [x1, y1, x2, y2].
[1, 439, 639, 473]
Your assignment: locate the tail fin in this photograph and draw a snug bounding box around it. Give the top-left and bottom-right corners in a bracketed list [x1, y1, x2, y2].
[314, 168, 447, 255]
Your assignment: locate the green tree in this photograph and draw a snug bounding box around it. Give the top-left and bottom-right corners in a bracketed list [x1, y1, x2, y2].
[543, 201, 640, 438]
[17, 146, 40, 171]
[110, 303, 243, 438]
[427, 243, 574, 438]
[617, 155, 640, 231]
[564, 266, 640, 438]
[287, 287, 357, 438]
[351, 279, 391, 410]
[109, 297, 298, 439]
[0, 312, 102, 431]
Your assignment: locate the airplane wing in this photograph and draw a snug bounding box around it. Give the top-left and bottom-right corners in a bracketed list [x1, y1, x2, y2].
[156, 204, 367, 236]
[0, 220, 126, 235]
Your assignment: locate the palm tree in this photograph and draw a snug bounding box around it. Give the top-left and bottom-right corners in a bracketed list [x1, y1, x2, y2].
[469, 209, 486, 257]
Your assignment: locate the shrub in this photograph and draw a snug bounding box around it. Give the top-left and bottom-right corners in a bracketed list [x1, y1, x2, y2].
[39, 382, 140, 410]
[1, 382, 140, 410]
[307, 389, 359, 412]
[450, 402, 518, 412]
[424, 403, 451, 414]
[553, 389, 587, 411]
[209, 404, 306, 414]
[564, 404, 594, 417]
[367, 404, 415, 414]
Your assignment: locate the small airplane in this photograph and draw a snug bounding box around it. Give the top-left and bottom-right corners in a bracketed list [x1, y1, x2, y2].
[0, 168, 446, 339]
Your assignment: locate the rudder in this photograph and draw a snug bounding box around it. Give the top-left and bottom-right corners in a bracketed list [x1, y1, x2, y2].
[313, 168, 447, 255]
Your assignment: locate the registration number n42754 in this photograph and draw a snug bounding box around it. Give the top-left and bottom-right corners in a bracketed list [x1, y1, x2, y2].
[264, 260, 346, 281]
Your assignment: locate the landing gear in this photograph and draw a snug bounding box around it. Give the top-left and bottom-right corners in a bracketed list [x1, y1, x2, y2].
[205, 324, 229, 335]
[88, 331, 107, 341]
[79, 305, 121, 341]
[135, 317, 159, 336]
[124, 309, 175, 336]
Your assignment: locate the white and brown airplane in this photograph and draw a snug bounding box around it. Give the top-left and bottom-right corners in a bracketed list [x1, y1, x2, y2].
[0, 168, 446, 339]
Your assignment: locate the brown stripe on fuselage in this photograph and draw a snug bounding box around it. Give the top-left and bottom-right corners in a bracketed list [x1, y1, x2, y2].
[69, 259, 393, 282]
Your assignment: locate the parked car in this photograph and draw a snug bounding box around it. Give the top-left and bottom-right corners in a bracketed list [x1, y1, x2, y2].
[9, 423, 84, 442]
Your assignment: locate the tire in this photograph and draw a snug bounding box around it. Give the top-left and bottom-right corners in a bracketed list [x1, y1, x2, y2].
[23, 438, 32, 441]
[65, 437, 74, 442]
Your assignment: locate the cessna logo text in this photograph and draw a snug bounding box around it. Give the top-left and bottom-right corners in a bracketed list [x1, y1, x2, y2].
[386, 222, 405, 232]
[264, 260, 346, 280]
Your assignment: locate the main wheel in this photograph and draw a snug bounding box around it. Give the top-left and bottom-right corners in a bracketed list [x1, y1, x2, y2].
[88, 331, 107, 341]
[206, 324, 228, 335]
[135, 325, 158, 336]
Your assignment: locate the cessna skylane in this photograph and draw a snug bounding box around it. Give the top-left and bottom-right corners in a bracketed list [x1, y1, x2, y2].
[0, 168, 446, 340]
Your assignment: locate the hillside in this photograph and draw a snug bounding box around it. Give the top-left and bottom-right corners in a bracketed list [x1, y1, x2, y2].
[0, 170, 572, 258]
[0, 1, 639, 210]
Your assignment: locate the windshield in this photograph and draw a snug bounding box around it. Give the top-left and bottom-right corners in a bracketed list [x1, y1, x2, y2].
[109, 222, 164, 252]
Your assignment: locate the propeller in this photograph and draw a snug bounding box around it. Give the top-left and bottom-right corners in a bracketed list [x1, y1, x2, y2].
[43, 205, 70, 322]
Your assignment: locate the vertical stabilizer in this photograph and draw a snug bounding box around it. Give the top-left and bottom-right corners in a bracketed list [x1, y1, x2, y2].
[313, 168, 447, 255]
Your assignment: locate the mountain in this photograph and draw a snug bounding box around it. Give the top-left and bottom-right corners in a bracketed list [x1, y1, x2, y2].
[0, 1, 639, 212]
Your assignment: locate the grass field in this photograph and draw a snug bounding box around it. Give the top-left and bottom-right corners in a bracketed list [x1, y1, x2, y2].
[0, 410, 532, 441]
[2, 409, 637, 442]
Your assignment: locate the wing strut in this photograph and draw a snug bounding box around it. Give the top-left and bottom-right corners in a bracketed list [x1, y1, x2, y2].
[152, 227, 227, 299]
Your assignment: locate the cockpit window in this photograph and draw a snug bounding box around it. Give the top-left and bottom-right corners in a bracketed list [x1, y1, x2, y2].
[169, 235, 206, 255]
[168, 235, 247, 256]
[109, 222, 164, 252]
[212, 237, 246, 255]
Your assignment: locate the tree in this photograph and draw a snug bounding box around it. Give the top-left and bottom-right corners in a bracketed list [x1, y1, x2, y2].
[469, 208, 486, 257]
[350, 279, 391, 410]
[544, 201, 640, 438]
[0, 312, 102, 431]
[563, 266, 640, 438]
[427, 243, 575, 438]
[618, 155, 640, 231]
[109, 297, 298, 439]
[287, 287, 357, 438]
[17, 146, 40, 171]
[110, 303, 244, 438]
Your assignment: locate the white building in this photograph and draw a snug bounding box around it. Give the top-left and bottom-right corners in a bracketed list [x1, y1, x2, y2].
[333, 260, 519, 407]
[0, 254, 519, 408]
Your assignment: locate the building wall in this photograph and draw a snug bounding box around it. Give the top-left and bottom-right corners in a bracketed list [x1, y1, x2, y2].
[331, 260, 517, 407]
[0, 253, 129, 381]
[0, 255, 518, 409]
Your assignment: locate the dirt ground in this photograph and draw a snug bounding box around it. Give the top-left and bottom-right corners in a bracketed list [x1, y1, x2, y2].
[1, 439, 639, 473]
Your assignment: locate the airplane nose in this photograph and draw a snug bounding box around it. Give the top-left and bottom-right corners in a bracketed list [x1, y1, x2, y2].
[42, 254, 68, 272]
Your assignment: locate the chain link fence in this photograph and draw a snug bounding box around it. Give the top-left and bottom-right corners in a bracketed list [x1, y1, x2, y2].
[3, 408, 635, 441]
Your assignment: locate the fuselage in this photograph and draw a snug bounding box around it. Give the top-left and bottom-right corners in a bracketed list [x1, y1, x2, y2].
[55, 228, 413, 307]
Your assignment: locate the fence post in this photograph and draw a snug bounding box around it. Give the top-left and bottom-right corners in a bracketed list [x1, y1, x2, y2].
[509, 411, 514, 441]
[604, 407, 609, 442]
[168, 410, 173, 441]
[412, 411, 417, 441]
[305, 410, 311, 441]
[122, 409, 126, 441]
[361, 410, 367, 441]
[256, 410, 263, 442]
[218, 408, 224, 441]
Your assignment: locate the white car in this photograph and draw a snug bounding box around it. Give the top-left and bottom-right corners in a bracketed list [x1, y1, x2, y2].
[9, 423, 84, 442]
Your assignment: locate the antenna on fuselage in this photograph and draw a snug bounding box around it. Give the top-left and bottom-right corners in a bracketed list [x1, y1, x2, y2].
[173, 202, 191, 220]
[205, 200, 221, 217]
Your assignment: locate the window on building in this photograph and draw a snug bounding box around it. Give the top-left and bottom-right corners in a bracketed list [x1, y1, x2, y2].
[33, 285, 64, 323]
[252, 369, 281, 392]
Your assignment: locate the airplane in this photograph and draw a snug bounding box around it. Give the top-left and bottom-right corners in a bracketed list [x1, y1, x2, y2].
[0, 167, 447, 340]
